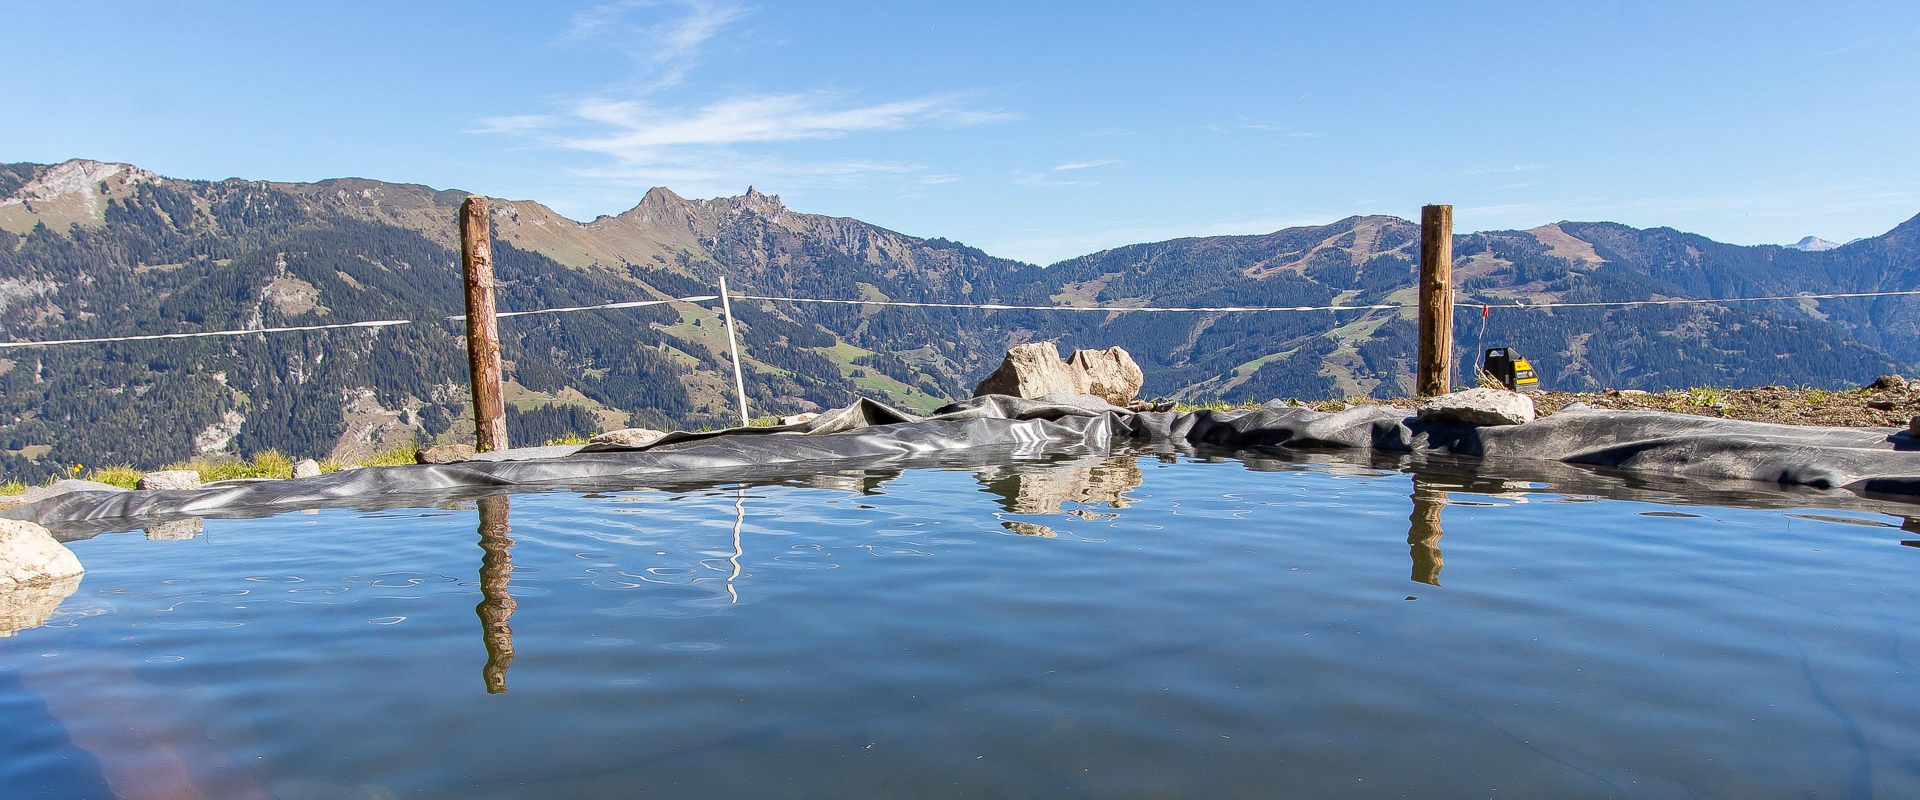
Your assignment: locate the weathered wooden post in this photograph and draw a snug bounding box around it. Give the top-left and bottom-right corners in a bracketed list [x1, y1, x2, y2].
[459, 196, 509, 451]
[1417, 204, 1455, 396]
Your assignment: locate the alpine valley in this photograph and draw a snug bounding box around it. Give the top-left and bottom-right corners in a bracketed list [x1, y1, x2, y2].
[3, 159, 1917, 480]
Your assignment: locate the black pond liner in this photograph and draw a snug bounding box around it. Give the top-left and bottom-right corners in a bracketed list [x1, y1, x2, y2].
[10, 395, 1920, 539]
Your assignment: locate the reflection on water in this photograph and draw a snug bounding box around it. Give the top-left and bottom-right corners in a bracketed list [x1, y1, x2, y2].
[1408, 477, 1447, 586]
[475, 495, 516, 694]
[0, 574, 81, 638]
[5, 448, 1920, 799]
[143, 516, 203, 541]
[975, 455, 1145, 538]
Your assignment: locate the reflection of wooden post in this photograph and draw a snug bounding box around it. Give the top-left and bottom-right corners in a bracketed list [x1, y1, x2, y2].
[1408, 477, 1446, 585]
[460, 196, 509, 452]
[476, 494, 516, 694]
[1417, 204, 1454, 396]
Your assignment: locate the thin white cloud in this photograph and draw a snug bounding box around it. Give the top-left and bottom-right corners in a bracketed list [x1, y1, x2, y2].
[1051, 159, 1120, 172]
[1463, 164, 1546, 176]
[561, 0, 750, 88]
[1015, 171, 1093, 189]
[479, 92, 1012, 196]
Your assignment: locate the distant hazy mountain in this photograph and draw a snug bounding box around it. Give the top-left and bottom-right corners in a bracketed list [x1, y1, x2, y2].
[2, 158, 1917, 480]
[1786, 236, 1843, 252]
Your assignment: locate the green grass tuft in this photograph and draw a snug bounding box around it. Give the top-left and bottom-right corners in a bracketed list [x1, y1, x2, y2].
[82, 464, 143, 489]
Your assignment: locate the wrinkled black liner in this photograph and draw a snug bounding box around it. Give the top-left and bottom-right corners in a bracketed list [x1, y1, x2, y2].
[11, 396, 1920, 538]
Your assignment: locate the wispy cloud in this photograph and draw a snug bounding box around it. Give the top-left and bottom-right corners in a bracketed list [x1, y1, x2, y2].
[1051, 158, 1121, 172]
[1463, 164, 1546, 176]
[561, 0, 750, 89]
[1805, 36, 1875, 59]
[478, 92, 1013, 195]
[478, 1, 1015, 198]
[1014, 172, 1092, 189]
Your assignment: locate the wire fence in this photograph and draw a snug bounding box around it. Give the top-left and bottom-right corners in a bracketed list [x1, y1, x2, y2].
[6, 287, 1919, 351]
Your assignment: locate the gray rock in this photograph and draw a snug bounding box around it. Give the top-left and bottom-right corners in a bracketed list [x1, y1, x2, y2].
[588, 428, 668, 448]
[1418, 387, 1537, 426]
[11, 479, 126, 507]
[143, 517, 204, 541]
[1868, 399, 1897, 411]
[416, 444, 477, 464]
[0, 519, 83, 587]
[1066, 346, 1145, 405]
[1869, 374, 1908, 390]
[137, 470, 203, 491]
[973, 342, 1146, 403]
[973, 341, 1087, 399]
[778, 412, 821, 426]
[291, 458, 322, 479]
[1618, 389, 1650, 396]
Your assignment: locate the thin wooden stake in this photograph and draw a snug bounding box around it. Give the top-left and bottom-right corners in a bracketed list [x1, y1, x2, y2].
[460, 196, 509, 451]
[717, 275, 751, 426]
[1417, 204, 1455, 396]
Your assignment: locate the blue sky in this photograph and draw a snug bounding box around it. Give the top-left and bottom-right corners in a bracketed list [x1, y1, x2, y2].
[6, 1, 1918, 263]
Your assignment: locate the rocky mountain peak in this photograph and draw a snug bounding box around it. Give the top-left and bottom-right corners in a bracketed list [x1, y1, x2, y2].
[0, 159, 156, 205]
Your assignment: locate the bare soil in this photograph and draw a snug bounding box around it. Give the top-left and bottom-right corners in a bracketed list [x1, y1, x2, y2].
[1322, 375, 1920, 428]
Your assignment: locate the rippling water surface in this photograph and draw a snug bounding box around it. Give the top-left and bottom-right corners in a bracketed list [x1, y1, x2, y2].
[3, 450, 1918, 799]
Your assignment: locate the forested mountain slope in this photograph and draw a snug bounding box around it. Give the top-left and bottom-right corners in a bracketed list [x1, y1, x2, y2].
[1, 159, 1914, 480]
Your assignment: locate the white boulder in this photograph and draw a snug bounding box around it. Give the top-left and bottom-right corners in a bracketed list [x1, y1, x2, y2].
[1067, 347, 1146, 405]
[1418, 387, 1537, 426]
[138, 470, 203, 491]
[974, 342, 1146, 404]
[589, 428, 668, 448]
[0, 519, 83, 587]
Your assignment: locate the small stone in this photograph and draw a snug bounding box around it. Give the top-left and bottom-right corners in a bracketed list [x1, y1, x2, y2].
[1869, 374, 1908, 390]
[1867, 399, 1896, 411]
[588, 428, 668, 448]
[416, 444, 477, 464]
[291, 459, 322, 479]
[1619, 389, 1650, 396]
[1418, 387, 1537, 426]
[137, 470, 203, 491]
[0, 519, 84, 587]
[778, 412, 821, 426]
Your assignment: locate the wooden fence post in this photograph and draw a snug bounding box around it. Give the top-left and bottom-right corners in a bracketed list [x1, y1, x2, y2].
[1417, 204, 1455, 396]
[460, 196, 509, 451]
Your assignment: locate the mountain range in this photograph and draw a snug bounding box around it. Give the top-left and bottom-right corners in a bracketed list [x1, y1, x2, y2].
[2, 158, 1917, 481]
